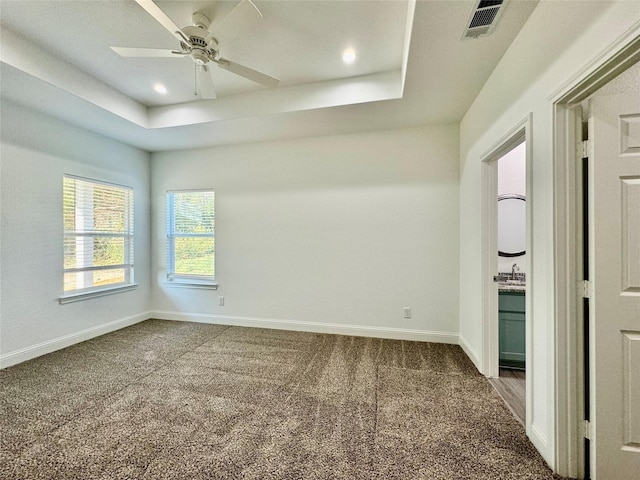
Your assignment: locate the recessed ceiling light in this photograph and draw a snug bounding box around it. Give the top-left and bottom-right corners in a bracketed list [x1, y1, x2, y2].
[153, 83, 168, 95]
[342, 48, 357, 64]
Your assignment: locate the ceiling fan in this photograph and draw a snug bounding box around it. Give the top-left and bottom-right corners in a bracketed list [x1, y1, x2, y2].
[110, 0, 279, 99]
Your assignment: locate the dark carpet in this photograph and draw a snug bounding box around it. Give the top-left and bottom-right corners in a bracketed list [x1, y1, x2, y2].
[1, 319, 557, 479]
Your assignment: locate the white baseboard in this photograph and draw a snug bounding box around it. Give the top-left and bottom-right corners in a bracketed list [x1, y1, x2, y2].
[1, 311, 459, 369]
[458, 334, 481, 371]
[152, 311, 459, 344]
[0, 311, 151, 369]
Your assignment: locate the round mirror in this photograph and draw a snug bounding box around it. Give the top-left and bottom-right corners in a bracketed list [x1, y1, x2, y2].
[498, 194, 526, 257]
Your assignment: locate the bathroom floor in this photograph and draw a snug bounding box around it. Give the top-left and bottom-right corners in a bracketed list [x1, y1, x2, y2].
[489, 368, 526, 426]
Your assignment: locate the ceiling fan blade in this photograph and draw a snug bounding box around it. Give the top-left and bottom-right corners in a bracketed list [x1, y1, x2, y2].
[210, 0, 262, 43]
[134, 0, 185, 43]
[197, 65, 217, 99]
[110, 47, 182, 58]
[215, 58, 279, 88]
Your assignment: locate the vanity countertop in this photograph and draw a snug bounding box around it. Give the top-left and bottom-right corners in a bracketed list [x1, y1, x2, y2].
[498, 283, 525, 294]
[497, 272, 525, 293]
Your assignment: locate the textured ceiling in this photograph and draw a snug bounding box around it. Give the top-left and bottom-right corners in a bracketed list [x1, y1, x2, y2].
[0, 0, 540, 151]
[1, 0, 409, 105]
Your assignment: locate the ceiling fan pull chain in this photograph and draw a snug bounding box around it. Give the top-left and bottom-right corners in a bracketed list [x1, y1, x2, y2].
[194, 64, 198, 96]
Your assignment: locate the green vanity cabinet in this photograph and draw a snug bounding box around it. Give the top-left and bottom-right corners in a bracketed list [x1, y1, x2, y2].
[499, 290, 525, 369]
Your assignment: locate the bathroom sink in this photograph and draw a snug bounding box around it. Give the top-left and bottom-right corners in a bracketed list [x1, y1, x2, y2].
[495, 273, 525, 290]
[495, 271, 525, 285]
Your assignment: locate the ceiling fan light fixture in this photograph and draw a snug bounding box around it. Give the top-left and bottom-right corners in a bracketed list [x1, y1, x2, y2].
[154, 83, 168, 94]
[342, 48, 357, 64]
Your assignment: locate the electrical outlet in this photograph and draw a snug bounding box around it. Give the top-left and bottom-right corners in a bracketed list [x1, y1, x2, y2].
[218, 296, 224, 306]
[403, 307, 411, 319]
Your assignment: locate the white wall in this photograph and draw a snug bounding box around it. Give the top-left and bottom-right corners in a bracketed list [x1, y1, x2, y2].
[152, 124, 460, 341]
[497, 143, 526, 195]
[458, 0, 640, 470]
[0, 101, 151, 366]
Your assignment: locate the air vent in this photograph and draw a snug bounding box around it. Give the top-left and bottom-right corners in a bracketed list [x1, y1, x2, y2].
[462, 0, 507, 39]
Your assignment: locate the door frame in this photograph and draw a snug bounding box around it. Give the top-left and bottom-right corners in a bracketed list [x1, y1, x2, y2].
[552, 31, 640, 478]
[480, 114, 532, 391]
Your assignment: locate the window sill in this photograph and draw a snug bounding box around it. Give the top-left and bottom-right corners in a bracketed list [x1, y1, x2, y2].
[165, 281, 218, 290]
[59, 284, 138, 304]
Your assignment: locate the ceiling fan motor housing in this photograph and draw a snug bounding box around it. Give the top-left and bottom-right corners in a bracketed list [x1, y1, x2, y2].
[182, 25, 215, 47]
[181, 25, 218, 64]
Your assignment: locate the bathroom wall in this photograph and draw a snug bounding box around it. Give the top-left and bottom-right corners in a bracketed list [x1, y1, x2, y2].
[497, 142, 526, 274]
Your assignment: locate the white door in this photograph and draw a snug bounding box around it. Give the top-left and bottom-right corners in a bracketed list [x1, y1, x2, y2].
[589, 83, 640, 478]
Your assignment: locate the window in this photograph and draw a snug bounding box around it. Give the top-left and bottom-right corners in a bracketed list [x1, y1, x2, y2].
[166, 190, 216, 287]
[62, 175, 134, 302]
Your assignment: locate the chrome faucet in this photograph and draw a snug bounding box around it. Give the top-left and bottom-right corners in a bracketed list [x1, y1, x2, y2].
[511, 263, 520, 280]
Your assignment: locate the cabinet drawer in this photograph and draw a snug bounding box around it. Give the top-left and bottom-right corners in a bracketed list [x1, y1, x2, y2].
[499, 292, 525, 313]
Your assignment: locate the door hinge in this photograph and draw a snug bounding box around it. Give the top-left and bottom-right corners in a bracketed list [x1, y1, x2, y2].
[584, 420, 593, 440]
[581, 139, 591, 159]
[580, 280, 593, 299]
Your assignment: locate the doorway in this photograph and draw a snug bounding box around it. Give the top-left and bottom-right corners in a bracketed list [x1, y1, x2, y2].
[491, 141, 527, 425]
[480, 116, 532, 429]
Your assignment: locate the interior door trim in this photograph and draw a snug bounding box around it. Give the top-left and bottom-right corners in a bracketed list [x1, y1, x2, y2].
[551, 27, 640, 480]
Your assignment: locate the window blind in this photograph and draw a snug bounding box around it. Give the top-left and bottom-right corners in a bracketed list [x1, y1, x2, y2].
[166, 190, 215, 283]
[63, 175, 134, 294]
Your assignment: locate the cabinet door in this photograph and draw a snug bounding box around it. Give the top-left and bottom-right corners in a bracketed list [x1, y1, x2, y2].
[498, 292, 525, 312]
[499, 311, 525, 368]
